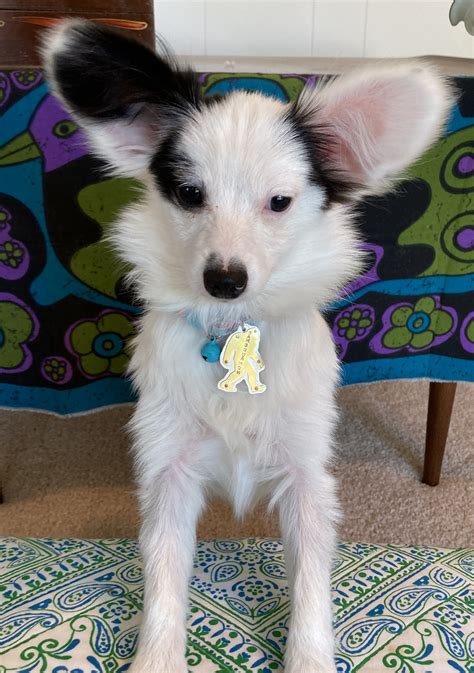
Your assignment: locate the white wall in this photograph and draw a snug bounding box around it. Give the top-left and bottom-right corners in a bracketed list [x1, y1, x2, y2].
[154, 0, 473, 59]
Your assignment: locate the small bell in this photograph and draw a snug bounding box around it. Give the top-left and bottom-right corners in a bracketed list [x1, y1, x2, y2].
[201, 339, 221, 362]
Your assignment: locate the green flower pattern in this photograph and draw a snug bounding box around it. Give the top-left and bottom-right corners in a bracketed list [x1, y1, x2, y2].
[43, 357, 66, 381]
[67, 311, 133, 377]
[337, 308, 374, 341]
[41, 355, 72, 385]
[0, 296, 37, 373]
[0, 241, 24, 269]
[14, 71, 39, 86]
[381, 297, 455, 352]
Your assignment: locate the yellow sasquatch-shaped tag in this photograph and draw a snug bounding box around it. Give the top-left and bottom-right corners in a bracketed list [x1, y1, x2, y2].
[217, 325, 266, 394]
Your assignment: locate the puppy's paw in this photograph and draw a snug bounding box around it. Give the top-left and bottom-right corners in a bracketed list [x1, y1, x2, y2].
[128, 651, 187, 673]
[128, 662, 187, 673]
[285, 665, 337, 673]
[284, 653, 337, 673]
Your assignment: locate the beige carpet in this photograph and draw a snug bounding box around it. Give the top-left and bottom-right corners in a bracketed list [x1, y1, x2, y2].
[1, 380, 472, 547]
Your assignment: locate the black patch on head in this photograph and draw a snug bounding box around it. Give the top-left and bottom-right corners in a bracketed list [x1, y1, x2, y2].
[51, 22, 201, 122]
[150, 93, 227, 205]
[285, 101, 360, 206]
[150, 129, 196, 204]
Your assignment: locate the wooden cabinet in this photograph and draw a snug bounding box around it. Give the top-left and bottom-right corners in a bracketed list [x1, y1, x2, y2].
[0, 1, 154, 65]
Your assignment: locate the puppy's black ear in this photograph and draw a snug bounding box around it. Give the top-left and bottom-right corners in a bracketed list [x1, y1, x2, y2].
[42, 19, 199, 176]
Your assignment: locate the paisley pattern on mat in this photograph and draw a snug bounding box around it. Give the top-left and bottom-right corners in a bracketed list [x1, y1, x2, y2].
[0, 69, 473, 413]
[0, 537, 472, 672]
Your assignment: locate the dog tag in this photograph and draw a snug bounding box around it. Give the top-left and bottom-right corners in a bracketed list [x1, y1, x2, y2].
[217, 325, 266, 394]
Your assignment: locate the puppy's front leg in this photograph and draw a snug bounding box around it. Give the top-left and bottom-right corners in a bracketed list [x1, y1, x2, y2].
[130, 424, 206, 672]
[278, 467, 338, 673]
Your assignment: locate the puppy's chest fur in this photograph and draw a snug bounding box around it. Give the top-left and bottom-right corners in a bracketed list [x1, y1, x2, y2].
[132, 309, 339, 464]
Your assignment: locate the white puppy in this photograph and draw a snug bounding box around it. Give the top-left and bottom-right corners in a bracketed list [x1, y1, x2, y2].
[43, 21, 453, 673]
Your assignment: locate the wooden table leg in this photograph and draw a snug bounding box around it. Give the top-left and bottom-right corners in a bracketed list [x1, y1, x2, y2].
[422, 381, 457, 486]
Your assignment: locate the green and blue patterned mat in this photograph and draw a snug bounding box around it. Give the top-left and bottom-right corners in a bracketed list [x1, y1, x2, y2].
[0, 537, 472, 672]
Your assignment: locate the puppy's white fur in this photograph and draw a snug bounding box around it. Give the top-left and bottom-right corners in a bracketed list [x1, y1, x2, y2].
[43, 22, 453, 673]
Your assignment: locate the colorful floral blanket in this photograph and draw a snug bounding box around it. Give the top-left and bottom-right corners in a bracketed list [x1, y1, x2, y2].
[0, 71, 473, 414]
[0, 536, 473, 672]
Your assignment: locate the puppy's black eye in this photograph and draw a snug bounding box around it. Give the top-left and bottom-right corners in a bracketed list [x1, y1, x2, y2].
[269, 195, 292, 212]
[177, 185, 204, 208]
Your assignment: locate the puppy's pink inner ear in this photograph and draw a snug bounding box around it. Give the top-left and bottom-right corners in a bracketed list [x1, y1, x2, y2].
[84, 108, 159, 176]
[314, 67, 453, 191]
[318, 86, 389, 183]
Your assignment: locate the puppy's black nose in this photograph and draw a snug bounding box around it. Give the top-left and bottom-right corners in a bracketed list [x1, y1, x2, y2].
[203, 257, 248, 299]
